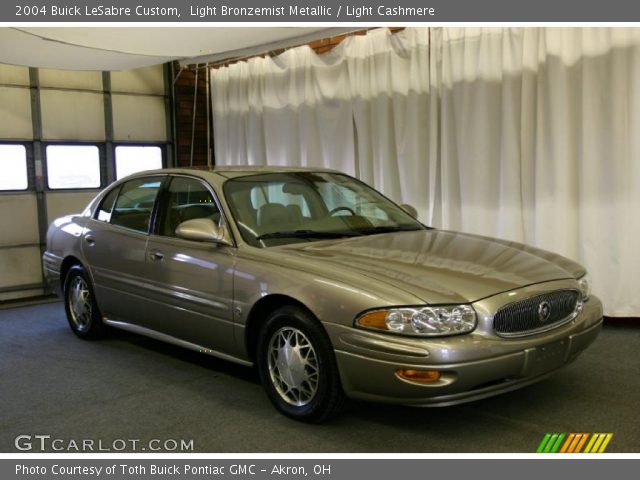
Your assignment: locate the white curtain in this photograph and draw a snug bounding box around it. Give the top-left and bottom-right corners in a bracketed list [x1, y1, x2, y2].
[210, 43, 355, 174]
[211, 27, 640, 317]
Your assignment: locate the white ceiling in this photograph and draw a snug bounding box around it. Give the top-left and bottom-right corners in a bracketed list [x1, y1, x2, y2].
[0, 27, 355, 71]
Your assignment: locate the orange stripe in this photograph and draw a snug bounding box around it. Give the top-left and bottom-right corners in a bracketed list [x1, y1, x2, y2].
[567, 434, 582, 453]
[575, 433, 589, 453]
[560, 434, 576, 453]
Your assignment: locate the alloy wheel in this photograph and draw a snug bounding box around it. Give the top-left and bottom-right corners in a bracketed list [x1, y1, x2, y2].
[68, 276, 92, 332]
[267, 327, 319, 406]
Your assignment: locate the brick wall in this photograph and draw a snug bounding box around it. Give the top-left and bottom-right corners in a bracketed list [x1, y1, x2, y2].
[172, 28, 404, 167]
[173, 64, 211, 167]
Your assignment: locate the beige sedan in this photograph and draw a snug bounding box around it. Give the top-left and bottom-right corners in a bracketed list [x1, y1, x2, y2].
[43, 167, 603, 422]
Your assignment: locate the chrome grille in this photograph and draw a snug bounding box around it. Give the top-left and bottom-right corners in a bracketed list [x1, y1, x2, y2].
[493, 290, 580, 337]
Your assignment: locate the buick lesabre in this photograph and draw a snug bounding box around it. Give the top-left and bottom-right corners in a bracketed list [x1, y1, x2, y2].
[43, 167, 603, 422]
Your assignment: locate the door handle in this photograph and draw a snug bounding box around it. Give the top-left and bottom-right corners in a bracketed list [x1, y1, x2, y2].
[151, 251, 164, 261]
[84, 235, 96, 246]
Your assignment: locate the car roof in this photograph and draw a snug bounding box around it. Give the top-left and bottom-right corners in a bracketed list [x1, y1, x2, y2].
[126, 165, 342, 180]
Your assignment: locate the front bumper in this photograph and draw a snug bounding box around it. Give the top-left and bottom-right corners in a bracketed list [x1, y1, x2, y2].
[328, 295, 603, 406]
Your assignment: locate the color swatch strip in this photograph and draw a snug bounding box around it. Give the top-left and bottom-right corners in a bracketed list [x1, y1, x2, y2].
[536, 433, 613, 453]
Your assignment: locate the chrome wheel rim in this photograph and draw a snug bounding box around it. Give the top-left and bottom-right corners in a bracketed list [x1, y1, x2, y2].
[68, 276, 92, 332]
[268, 327, 319, 407]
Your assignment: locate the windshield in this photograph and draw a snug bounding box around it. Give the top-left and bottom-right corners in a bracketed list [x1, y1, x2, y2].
[223, 172, 426, 247]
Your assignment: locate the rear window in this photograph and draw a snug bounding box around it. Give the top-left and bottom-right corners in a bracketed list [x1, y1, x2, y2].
[109, 178, 162, 233]
[95, 186, 120, 223]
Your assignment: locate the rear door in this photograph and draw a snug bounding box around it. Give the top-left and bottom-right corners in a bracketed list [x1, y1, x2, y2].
[82, 175, 164, 324]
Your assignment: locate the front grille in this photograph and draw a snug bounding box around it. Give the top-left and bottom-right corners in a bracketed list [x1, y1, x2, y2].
[493, 290, 580, 337]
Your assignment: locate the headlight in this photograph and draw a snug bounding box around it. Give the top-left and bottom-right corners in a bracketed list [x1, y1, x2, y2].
[578, 274, 591, 301]
[356, 305, 477, 337]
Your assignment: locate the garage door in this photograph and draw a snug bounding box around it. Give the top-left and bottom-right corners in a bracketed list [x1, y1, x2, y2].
[0, 63, 172, 302]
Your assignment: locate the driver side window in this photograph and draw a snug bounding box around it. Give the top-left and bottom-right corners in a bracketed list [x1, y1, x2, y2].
[160, 177, 221, 237]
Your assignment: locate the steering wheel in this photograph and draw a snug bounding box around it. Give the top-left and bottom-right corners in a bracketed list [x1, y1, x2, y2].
[329, 206, 357, 216]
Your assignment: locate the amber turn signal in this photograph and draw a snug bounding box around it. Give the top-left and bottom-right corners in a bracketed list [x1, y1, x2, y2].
[356, 310, 388, 330]
[395, 368, 441, 383]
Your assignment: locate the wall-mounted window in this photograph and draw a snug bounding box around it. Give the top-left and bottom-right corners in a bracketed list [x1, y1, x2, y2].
[0, 144, 28, 191]
[115, 145, 163, 180]
[46, 145, 101, 189]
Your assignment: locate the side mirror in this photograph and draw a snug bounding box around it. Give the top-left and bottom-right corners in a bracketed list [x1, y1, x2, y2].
[175, 218, 232, 245]
[400, 204, 418, 219]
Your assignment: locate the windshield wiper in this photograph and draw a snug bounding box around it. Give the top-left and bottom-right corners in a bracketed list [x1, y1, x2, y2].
[256, 230, 361, 241]
[358, 225, 427, 235]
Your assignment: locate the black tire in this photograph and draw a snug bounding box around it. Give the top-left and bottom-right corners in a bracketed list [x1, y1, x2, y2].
[63, 265, 106, 340]
[257, 306, 346, 423]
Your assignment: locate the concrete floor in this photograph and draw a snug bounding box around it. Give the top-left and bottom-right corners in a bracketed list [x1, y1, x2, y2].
[0, 302, 638, 453]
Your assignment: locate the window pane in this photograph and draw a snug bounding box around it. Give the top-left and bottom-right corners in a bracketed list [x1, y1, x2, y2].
[47, 145, 101, 189]
[110, 178, 161, 233]
[224, 172, 422, 247]
[160, 177, 220, 237]
[0, 144, 28, 190]
[115, 146, 163, 180]
[95, 186, 120, 223]
[248, 183, 311, 216]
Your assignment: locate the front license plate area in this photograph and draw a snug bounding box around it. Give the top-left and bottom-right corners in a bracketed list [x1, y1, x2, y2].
[522, 340, 568, 377]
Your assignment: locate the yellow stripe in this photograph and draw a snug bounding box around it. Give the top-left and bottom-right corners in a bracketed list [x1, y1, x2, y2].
[591, 433, 606, 453]
[574, 434, 589, 453]
[597, 434, 613, 453]
[560, 434, 575, 453]
[583, 433, 598, 453]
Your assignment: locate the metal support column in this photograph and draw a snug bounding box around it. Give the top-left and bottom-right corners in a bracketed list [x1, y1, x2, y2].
[28, 67, 48, 291]
[102, 71, 115, 184]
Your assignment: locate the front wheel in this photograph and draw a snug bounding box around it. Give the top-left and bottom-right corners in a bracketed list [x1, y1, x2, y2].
[257, 306, 346, 422]
[64, 265, 106, 340]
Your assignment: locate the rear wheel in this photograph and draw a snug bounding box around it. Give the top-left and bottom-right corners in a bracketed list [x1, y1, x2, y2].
[257, 306, 346, 422]
[64, 265, 106, 340]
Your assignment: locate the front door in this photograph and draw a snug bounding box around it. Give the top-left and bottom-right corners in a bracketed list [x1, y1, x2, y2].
[142, 175, 237, 355]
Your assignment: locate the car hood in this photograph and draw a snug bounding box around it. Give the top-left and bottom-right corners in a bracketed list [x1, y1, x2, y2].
[277, 229, 584, 304]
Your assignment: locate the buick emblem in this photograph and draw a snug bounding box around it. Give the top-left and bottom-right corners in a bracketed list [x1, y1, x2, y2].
[538, 301, 551, 322]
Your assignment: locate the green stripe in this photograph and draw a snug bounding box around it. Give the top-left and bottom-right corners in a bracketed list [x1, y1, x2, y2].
[550, 433, 566, 453]
[544, 433, 559, 453]
[537, 433, 552, 453]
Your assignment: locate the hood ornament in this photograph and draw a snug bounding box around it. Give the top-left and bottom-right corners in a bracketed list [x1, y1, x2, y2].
[538, 301, 551, 322]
